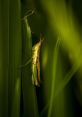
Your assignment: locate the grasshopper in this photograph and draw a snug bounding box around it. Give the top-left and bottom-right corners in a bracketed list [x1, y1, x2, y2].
[32, 37, 44, 86]
[20, 36, 44, 87]
[21, 11, 43, 86]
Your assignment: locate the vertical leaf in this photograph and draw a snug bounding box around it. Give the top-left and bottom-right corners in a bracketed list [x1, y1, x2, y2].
[0, 0, 9, 117]
[9, 0, 22, 117]
[21, 18, 39, 117]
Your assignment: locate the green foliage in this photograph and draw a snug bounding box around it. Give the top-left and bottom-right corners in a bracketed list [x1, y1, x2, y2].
[0, 0, 82, 117]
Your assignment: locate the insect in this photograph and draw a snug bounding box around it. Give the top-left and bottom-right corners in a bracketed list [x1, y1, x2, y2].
[20, 36, 44, 87]
[32, 36, 44, 86]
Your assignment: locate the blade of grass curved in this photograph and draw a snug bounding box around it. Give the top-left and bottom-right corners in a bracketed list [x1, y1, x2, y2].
[55, 63, 80, 97]
[40, 59, 80, 117]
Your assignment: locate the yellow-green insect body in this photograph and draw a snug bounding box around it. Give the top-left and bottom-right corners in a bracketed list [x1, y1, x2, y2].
[20, 35, 43, 87]
[32, 38, 43, 86]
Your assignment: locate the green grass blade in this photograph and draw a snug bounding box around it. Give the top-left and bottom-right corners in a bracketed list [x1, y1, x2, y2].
[48, 38, 60, 117]
[0, 0, 9, 117]
[9, 0, 22, 117]
[21, 18, 39, 117]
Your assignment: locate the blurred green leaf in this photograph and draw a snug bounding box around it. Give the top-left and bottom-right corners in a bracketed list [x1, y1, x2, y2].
[21, 18, 39, 117]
